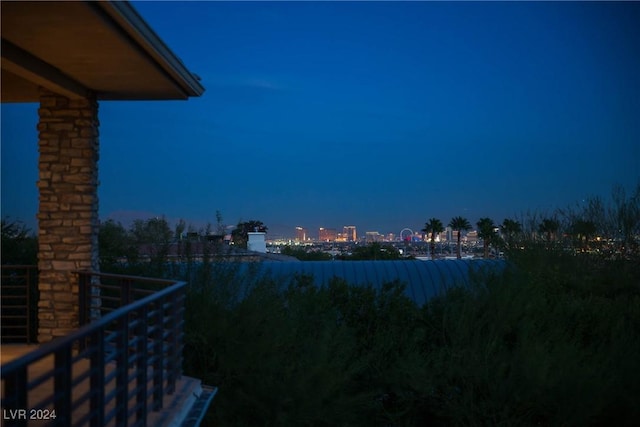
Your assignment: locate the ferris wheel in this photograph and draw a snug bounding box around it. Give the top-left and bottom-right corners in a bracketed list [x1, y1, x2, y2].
[400, 228, 413, 242]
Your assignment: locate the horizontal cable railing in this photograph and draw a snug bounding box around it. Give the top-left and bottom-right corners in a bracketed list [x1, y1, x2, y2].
[1, 265, 38, 344]
[1, 271, 186, 427]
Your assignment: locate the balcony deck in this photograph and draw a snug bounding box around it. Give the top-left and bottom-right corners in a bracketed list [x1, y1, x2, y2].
[1, 344, 210, 427]
[1, 268, 216, 427]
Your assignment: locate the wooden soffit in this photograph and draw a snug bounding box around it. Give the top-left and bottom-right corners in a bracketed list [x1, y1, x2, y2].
[1, 1, 204, 102]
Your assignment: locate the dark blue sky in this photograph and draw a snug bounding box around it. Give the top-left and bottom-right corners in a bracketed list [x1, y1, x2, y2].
[2, 1, 639, 237]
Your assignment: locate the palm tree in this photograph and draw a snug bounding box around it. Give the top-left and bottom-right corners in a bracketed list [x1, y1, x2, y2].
[421, 218, 444, 260]
[449, 216, 471, 259]
[476, 217, 497, 258]
[501, 218, 522, 250]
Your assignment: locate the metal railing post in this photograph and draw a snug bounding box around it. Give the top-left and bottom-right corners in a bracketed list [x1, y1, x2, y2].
[115, 313, 130, 427]
[136, 304, 149, 425]
[1, 265, 38, 344]
[166, 292, 177, 394]
[1, 271, 187, 427]
[25, 267, 31, 344]
[121, 277, 132, 306]
[168, 287, 185, 393]
[89, 328, 105, 427]
[153, 300, 164, 411]
[78, 271, 89, 351]
[54, 346, 73, 426]
[3, 366, 28, 427]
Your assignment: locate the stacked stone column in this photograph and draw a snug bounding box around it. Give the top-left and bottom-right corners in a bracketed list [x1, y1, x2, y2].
[37, 88, 99, 342]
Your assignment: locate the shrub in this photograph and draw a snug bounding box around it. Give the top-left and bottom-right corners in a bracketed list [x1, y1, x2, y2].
[419, 250, 640, 426]
[107, 244, 640, 426]
[183, 267, 376, 426]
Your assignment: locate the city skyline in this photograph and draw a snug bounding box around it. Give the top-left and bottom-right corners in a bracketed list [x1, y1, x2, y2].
[292, 223, 471, 242]
[2, 1, 639, 235]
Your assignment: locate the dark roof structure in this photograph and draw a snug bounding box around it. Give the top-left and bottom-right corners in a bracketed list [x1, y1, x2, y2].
[231, 259, 506, 306]
[1, 1, 205, 102]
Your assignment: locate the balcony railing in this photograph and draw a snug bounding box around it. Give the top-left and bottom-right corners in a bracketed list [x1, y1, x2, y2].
[1, 271, 186, 427]
[1, 265, 38, 344]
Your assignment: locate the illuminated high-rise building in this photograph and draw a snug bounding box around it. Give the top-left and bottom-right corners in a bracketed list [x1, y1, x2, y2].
[465, 230, 478, 243]
[445, 226, 453, 242]
[365, 231, 382, 242]
[295, 226, 307, 242]
[318, 227, 337, 242]
[343, 226, 357, 242]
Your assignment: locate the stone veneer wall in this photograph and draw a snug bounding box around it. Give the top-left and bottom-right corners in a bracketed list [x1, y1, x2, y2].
[37, 88, 99, 342]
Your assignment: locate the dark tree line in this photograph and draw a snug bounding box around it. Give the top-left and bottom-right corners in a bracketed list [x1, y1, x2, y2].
[1, 219, 37, 265]
[420, 182, 640, 259]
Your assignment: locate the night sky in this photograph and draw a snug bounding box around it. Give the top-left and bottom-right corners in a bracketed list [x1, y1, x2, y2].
[2, 1, 639, 238]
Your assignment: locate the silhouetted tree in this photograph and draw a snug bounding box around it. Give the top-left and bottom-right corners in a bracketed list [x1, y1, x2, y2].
[610, 183, 640, 255]
[538, 218, 560, 246]
[568, 219, 597, 251]
[215, 210, 225, 236]
[1, 218, 37, 265]
[131, 216, 173, 275]
[174, 219, 187, 260]
[422, 218, 444, 260]
[449, 216, 471, 259]
[232, 220, 267, 249]
[99, 219, 138, 270]
[501, 218, 522, 251]
[281, 246, 333, 261]
[477, 217, 497, 258]
[338, 242, 402, 260]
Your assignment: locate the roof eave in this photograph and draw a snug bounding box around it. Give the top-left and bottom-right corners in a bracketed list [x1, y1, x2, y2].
[96, 1, 205, 99]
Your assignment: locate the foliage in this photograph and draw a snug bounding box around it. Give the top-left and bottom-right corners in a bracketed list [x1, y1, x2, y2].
[448, 216, 471, 259]
[422, 218, 444, 260]
[130, 217, 173, 271]
[337, 242, 403, 260]
[497, 181, 640, 258]
[500, 218, 522, 251]
[538, 217, 560, 245]
[476, 217, 497, 258]
[280, 245, 333, 261]
[1, 218, 38, 265]
[215, 210, 225, 236]
[568, 218, 597, 251]
[231, 220, 267, 249]
[90, 203, 640, 426]
[98, 219, 138, 271]
[421, 250, 640, 426]
[610, 183, 640, 254]
[22, 180, 632, 425]
[174, 248, 640, 427]
[183, 268, 375, 426]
